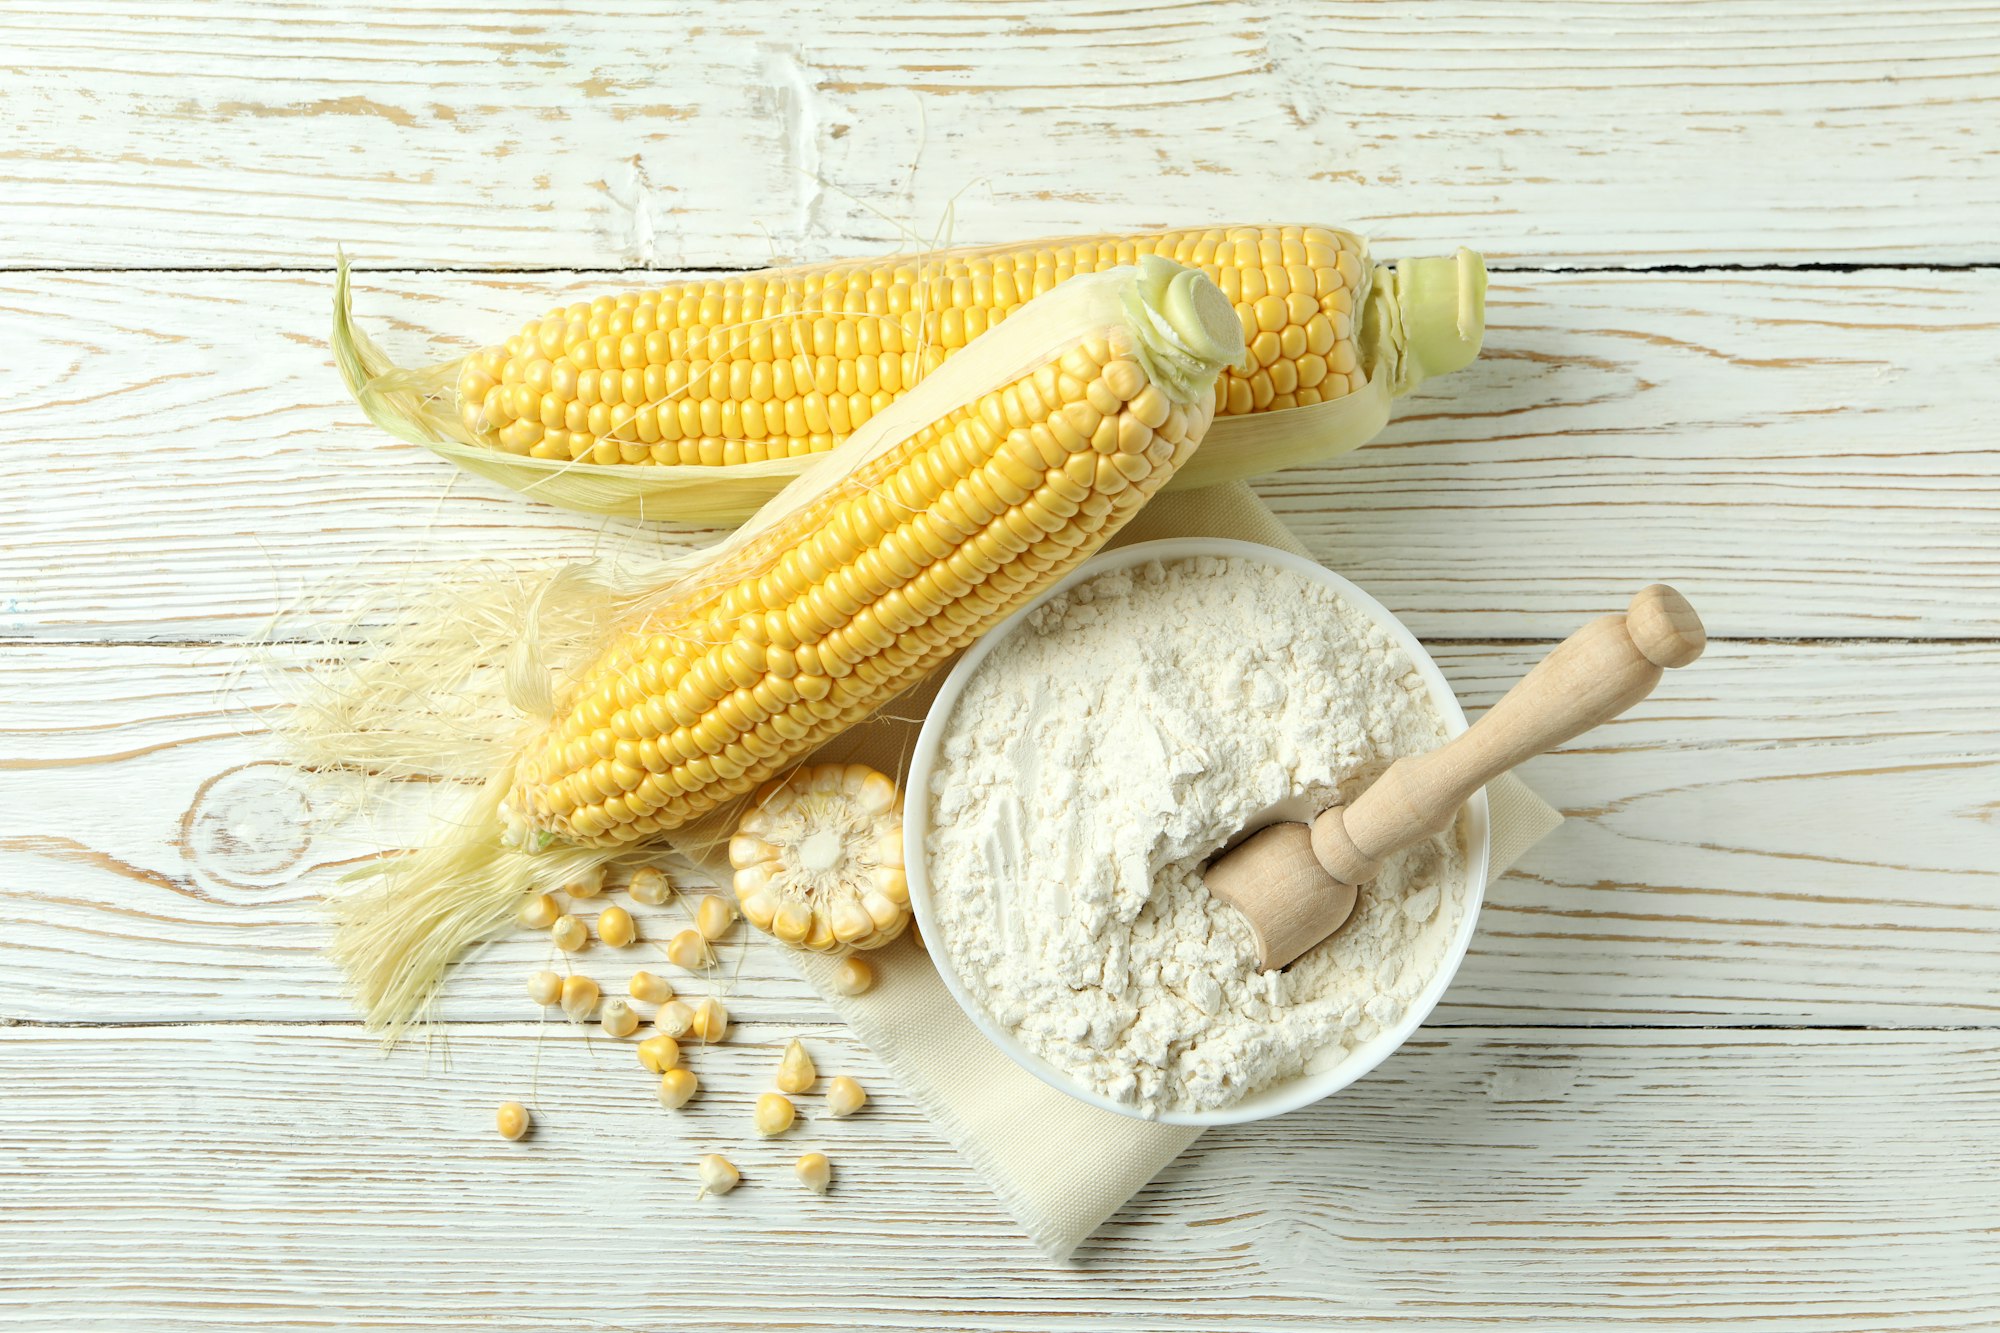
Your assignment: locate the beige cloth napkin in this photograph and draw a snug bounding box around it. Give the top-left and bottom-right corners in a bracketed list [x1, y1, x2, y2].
[669, 482, 1562, 1258]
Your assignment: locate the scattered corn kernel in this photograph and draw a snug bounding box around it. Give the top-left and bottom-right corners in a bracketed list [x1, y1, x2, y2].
[654, 999, 695, 1038]
[690, 996, 728, 1042]
[795, 1152, 831, 1195]
[754, 1092, 797, 1136]
[666, 928, 712, 970]
[628, 865, 673, 906]
[550, 914, 588, 952]
[525, 969, 563, 1006]
[826, 1075, 867, 1118]
[599, 997, 639, 1037]
[559, 973, 600, 1022]
[495, 1101, 530, 1141]
[695, 1153, 739, 1198]
[517, 892, 559, 929]
[831, 957, 875, 997]
[565, 866, 606, 899]
[696, 893, 737, 941]
[776, 1039, 817, 1094]
[657, 1068, 699, 1110]
[629, 970, 673, 1004]
[597, 905, 636, 948]
[638, 1035, 681, 1073]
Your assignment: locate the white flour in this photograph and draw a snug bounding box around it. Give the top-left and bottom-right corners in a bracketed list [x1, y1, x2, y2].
[927, 555, 1467, 1116]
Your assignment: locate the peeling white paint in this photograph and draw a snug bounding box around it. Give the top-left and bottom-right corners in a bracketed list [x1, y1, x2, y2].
[761, 45, 823, 249]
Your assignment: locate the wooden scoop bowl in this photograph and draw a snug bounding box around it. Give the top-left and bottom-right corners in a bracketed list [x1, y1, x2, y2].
[1204, 584, 1706, 971]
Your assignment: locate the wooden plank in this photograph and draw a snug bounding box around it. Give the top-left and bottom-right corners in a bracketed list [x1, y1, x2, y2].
[4, 2, 1999, 269]
[0, 1024, 1993, 1329]
[4, 267, 1996, 642]
[2, 640, 1992, 1027]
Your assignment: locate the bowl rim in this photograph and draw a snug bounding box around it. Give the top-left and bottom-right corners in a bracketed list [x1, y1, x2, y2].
[903, 537, 1492, 1126]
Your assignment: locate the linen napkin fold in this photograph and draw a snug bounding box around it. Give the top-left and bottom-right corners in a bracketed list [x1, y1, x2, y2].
[667, 481, 1562, 1258]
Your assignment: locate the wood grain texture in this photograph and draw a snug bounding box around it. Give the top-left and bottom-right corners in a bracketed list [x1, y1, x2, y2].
[1, 1024, 1994, 1330]
[5, 2, 1999, 268]
[7, 4, 2000, 1321]
[5, 267, 1996, 642]
[3, 640, 1992, 1027]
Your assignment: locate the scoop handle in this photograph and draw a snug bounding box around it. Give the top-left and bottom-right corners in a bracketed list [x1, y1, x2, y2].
[1311, 584, 1704, 884]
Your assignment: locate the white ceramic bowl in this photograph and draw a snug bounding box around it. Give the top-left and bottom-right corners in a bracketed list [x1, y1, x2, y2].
[903, 538, 1492, 1126]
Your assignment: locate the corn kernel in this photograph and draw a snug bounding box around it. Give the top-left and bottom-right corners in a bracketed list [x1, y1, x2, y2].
[638, 1034, 680, 1073]
[696, 893, 737, 941]
[495, 1101, 531, 1141]
[658, 1068, 699, 1110]
[559, 973, 599, 1021]
[564, 867, 606, 899]
[695, 1153, 738, 1197]
[826, 1075, 866, 1118]
[690, 996, 728, 1042]
[628, 865, 673, 906]
[517, 892, 559, 929]
[654, 999, 695, 1038]
[629, 969, 673, 1004]
[776, 1038, 817, 1094]
[831, 957, 875, 997]
[599, 997, 638, 1037]
[754, 1092, 796, 1136]
[550, 914, 588, 952]
[597, 905, 636, 948]
[525, 969, 562, 1006]
[794, 1151, 831, 1195]
[667, 928, 712, 970]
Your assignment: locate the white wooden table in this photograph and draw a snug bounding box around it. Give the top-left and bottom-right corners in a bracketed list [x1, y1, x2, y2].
[4, 3, 1998, 1328]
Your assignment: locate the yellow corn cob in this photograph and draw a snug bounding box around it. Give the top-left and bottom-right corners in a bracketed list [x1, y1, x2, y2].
[506, 258, 1239, 841]
[459, 226, 1375, 468]
[335, 228, 1483, 521]
[312, 257, 1243, 1037]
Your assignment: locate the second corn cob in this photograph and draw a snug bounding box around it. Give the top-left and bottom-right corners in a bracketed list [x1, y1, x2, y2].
[334, 226, 1484, 519]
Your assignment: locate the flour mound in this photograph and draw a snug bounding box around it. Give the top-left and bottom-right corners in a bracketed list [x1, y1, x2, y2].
[927, 555, 1467, 1116]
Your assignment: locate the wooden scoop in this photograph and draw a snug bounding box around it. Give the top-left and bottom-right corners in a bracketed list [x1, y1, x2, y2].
[1204, 584, 1705, 971]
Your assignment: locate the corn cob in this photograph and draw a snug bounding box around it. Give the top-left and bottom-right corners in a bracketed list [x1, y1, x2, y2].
[333, 227, 1485, 519]
[315, 257, 1243, 1036]
[458, 226, 1369, 467]
[506, 258, 1238, 841]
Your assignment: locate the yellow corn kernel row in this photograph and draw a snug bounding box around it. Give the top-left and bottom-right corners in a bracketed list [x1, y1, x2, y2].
[459, 225, 1364, 468]
[508, 330, 1209, 841]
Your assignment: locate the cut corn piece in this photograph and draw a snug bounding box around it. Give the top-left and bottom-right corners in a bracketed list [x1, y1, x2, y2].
[730, 764, 906, 954]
